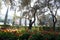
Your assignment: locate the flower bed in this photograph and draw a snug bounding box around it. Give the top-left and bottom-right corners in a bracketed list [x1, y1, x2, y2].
[0, 27, 60, 40]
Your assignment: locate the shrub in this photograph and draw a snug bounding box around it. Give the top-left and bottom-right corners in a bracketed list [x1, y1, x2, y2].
[43, 34, 55, 40]
[56, 34, 60, 40]
[0, 31, 18, 40]
[19, 32, 30, 40]
[43, 27, 50, 31]
[28, 33, 43, 40]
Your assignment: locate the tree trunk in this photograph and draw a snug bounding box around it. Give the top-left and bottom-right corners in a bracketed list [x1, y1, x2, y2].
[25, 18, 27, 26]
[19, 18, 21, 26]
[4, 8, 8, 25]
[12, 10, 16, 26]
[29, 19, 32, 29]
[12, 17, 15, 26]
[28, 10, 36, 29]
[53, 22, 55, 31]
[52, 14, 57, 31]
[34, 21, 35, 26]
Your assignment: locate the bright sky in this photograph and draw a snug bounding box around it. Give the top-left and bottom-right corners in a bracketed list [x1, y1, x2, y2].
[1, 0, 60, 19]
[0, 0, 60, 26]
[45, 9, 60, 16]
[0, 0, 37, 18]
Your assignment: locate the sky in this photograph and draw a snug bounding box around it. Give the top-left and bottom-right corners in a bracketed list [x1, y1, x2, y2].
[1, 0, 60, 20]
[0, 0, 60, 26]
[0, 0, 60, 23]
[0, 0, 38, 26]
[0, 0, 37, 19]
[1, 0, 60, 17]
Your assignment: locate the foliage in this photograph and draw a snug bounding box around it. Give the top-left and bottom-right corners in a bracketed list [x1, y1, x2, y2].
[0, 27, 60, 40]
[43, 27, 51, 31]
[0, 25, 11, 28]
[19, 32, 30, 40]
[0, 31, 18, 40]
[28, 33, 43, 40]
[43, 34, 55, 40]
[56, 34, 60, 40]
[21, 0, 31, 7]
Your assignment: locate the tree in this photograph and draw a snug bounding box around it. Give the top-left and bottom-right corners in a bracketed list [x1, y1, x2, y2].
[12, 9, 16, 26]
[3, 0, 10, 25]
[36, 0, 60, 31]
[29, 1, 48, 29]
[0, 0, 2, 12]
[4, 8, 9, 25]
[21, 0, 31, 8]
[22, 0, 45, 29]
[45, 0, 60, 31]
[3, 0, 13, 25]
[23, 11, 28, 26]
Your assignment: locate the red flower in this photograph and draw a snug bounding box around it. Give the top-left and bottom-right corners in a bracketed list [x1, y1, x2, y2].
[29, 35, 32, 38]
[15, 33, 20, 36]
[55, 32, 59, 36]
[50, 29, 53, 32]
[41, 31, 48, 34]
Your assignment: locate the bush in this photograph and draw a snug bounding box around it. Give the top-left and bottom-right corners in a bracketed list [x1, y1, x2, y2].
[0, 31, 18, 40]
[43, 27, 51, 31]
[56, 34, 60, 40]
[28, 33, 43, 40]
[43, 34, 55, 40]
[56, 27, 60, 32]
[19, 32, 30, 40]
[0, 27, 60, 40]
